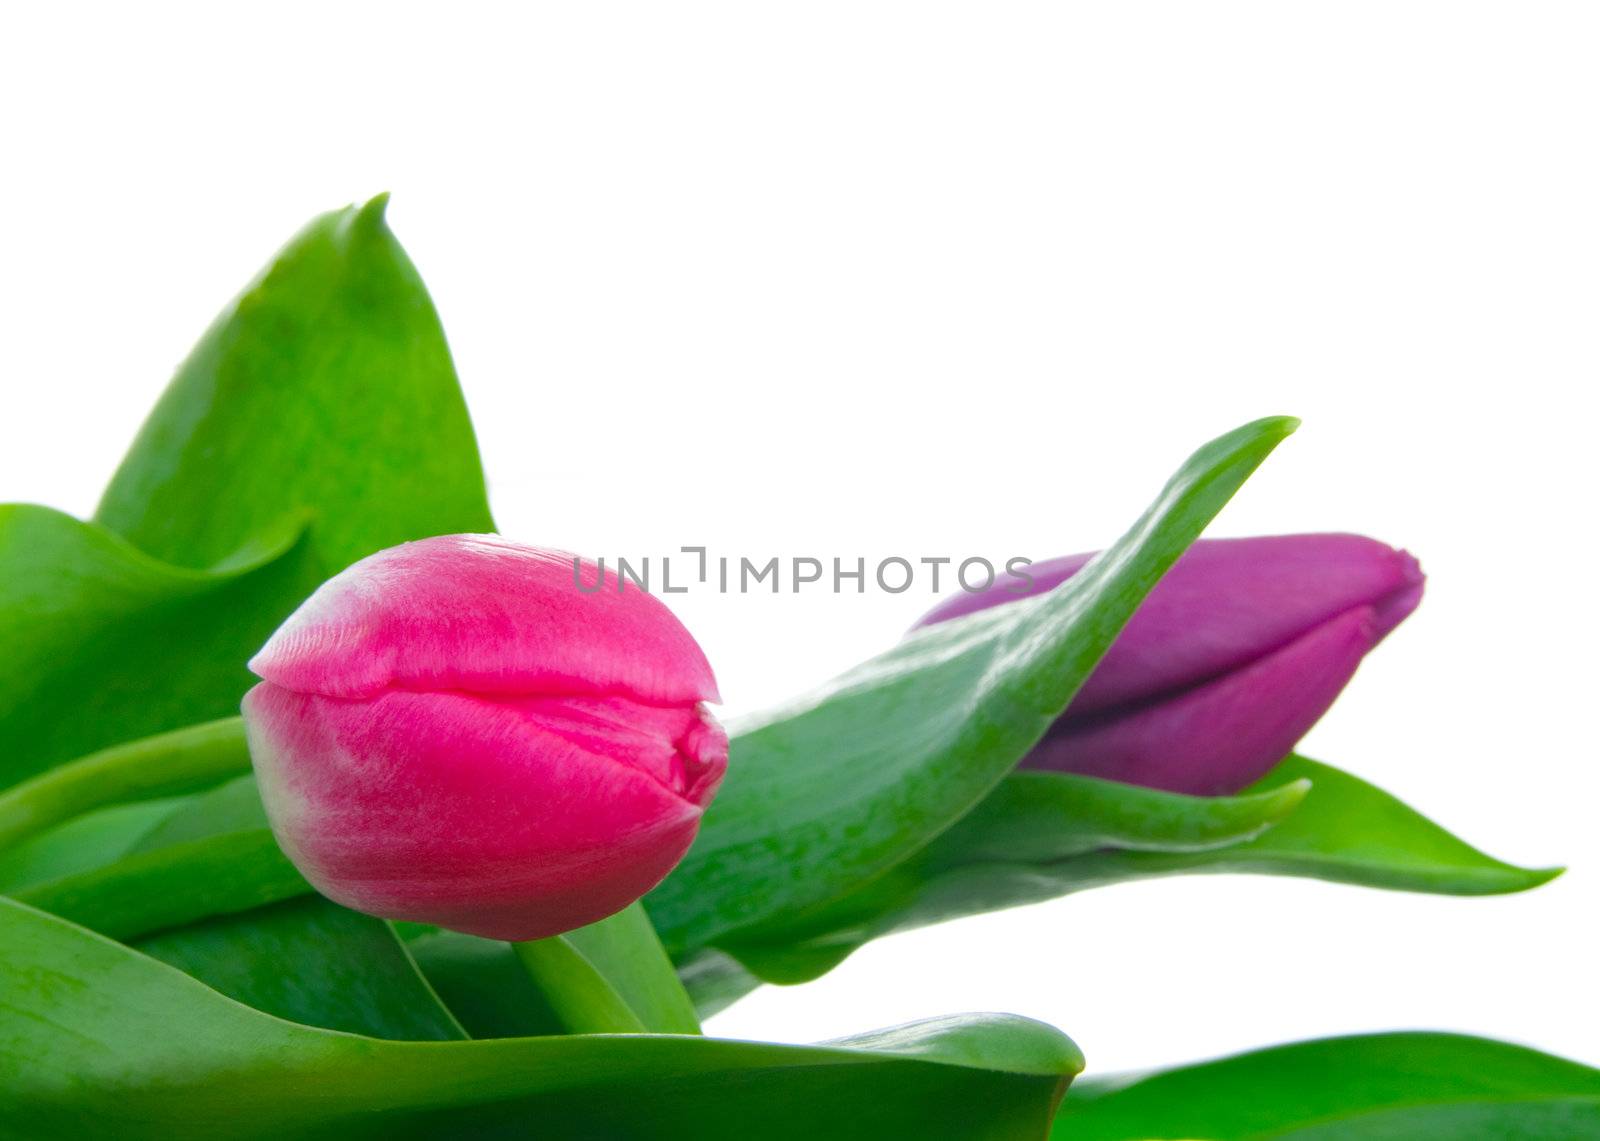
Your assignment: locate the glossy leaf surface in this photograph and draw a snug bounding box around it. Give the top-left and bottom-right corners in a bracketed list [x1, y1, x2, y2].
[134, 896, 465, 1042]
[0, 508, 300, 785]
[0, 898, 1080, 1140]
[95, 194, 492, 575]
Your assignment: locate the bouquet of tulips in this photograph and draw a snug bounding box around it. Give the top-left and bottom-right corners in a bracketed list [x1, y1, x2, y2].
[1, 197, 1592, 1139]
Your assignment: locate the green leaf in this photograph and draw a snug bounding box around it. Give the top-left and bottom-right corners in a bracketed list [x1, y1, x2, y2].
[679, 946, 768, 1020]
[95, 194, 492, 575]
[1126, 754, 1564, 894]
[125, 776, 466, 1041]
[512, 936, 650, 1033]
[694, 752, 1553, 995]
[714, 773, 1310, 987]
[1051, 1032, 1600, 1140]
[13, 828, 307, 940]
[554, 901, 702, 1034]
[0, 897, 1081, 1139]
[1, 197, 492, 782]
[0, 718, 250, 849]
[31, 754, 1545, 1013]
[409, 930, 567, 1038]
[134, 897, 466, 1042]
[0, 508, 302, 787]
[46, 745, 1544, 1030]
[128, 770, 269, 852]
[0, 799, 185, 894]
[412, 915, 704, 1041]
[649, 415, 1300, 956]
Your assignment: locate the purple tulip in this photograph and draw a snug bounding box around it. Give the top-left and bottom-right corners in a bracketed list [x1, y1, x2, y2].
[915, 534, 1424, 796]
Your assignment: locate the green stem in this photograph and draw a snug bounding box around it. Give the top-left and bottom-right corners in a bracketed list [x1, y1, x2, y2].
[513, 901, 701, 1035]
[0, 718, 252, 850]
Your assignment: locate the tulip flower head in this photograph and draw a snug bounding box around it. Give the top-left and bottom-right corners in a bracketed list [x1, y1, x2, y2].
[916, 534, 1423, 796]
[242, 535, 727, 941]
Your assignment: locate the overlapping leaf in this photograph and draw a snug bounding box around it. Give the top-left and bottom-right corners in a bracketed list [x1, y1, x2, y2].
[0, 508, 302, 786]
[694, 754, 1557, 997]
[0, 897, 1080, 1141]
[135, 897, 466, 1042]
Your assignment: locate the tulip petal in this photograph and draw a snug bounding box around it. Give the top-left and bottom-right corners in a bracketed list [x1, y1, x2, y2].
[250, 535, 720, 705]
[244, 681, 727, 941]
[916, 534, 1422, 716]
[1023, 605, 1381, 795]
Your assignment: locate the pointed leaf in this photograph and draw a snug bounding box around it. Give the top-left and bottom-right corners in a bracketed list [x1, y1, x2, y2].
[650, 416, 1299, 954]
[1145, 754, 1564, 893]
[95, 194, 492, 574]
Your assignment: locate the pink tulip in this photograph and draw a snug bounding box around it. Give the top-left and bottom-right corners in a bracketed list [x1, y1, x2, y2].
[915, 534, 1424, 796]
[242, 535, 727, 941]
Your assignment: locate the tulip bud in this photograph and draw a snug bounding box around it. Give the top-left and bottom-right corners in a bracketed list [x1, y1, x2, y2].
[916, 534, 1423, 796]
[241, 535, 727, 941]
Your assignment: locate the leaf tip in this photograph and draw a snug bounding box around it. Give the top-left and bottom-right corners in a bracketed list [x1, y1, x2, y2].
[1522, 864, 1566, 889]
[1251, 414, 1301, 443]
[359, 191, 393, 223]
[1260, 776, 1313, 820]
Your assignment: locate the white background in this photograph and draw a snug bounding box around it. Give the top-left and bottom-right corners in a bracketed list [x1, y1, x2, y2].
[2, 3, 1595, 1075]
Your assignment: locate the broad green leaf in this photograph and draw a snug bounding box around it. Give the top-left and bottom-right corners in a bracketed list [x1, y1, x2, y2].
[95, 194, 491, 574]
[0, 897, 1081, 1139]
[1, 197, 492, 781]
[649, 416, 1300, 955]
[1051, 1032, 1600, 1140]
[135, 897, 466, 1042]
[0, 508, 301, 786]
